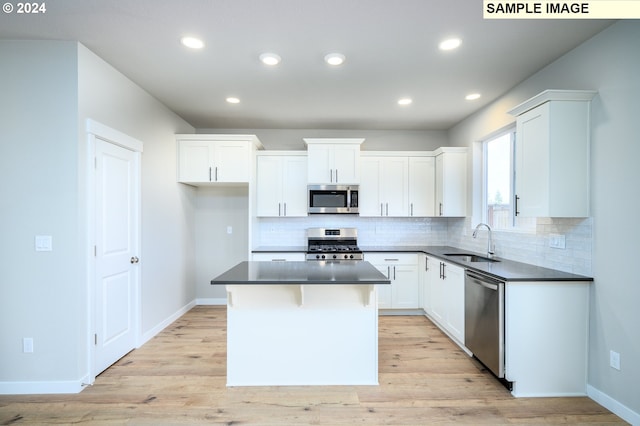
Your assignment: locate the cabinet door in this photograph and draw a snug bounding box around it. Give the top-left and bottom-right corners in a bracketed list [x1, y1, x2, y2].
[515, 104, 549, 217]
[430, 260, 446, 324]
[392, 264, 420, 309]
[215, 141, 250, 182]
[371, 263, 392, 309]
[256, 156, 283, 217]
[333, 144, 360, 184]
[281, 156, 308, 217]
[381, 157, 408, 217]
[422, 255, 438, 314]
[359, 157, 383, 216]
[408, 157, 435, 216]
[435, 151, 467, 217]
[307, 144, 332, 183]
[178, 141, 214, 183]
[444, 262, 465, 343]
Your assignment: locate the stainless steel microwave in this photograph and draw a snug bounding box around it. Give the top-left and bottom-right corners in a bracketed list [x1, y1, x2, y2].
[308, 185, 359, 214]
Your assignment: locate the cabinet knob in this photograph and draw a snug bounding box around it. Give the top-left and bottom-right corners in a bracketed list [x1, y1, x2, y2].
[130, 256, 140, 264]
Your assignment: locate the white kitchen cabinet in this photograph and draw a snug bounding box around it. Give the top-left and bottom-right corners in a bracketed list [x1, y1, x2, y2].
[505, 280, 590, 396]
[408, 156, 436, 217]
[176, 134, 262, 185]
[427, 257, 465, 344]
[508, 90, 596, 218]
[304, 138, 364, 184]
[256, 153, 307, 217]
[434, 147, 467, 217]
[359, 155, 409, 217]
[251, 252, 306, 261]
[365, 253, 419, 309]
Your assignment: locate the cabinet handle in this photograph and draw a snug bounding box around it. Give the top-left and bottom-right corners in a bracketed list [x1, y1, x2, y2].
[386, 203, 389, 216]
[330, 169, 334, 183]
[411, 203, 414, 216]
[284, 203, 287, 217]
[442, 262, 446, 279]
[215, 167, 218, 181]
[515, 195, 520, 216]
[380, 203, 384, 216]
[209, 167, 212, 182]
[439, 203, 443, 216]
[425, 257, 429, 271]
[393, 266, 396, 280]
[335, 169, 339, 183]
[278, 203, 281, 217]
[387, 266, 391, 280]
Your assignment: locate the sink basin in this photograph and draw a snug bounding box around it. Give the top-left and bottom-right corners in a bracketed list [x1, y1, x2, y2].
[443, 253, 500, 263]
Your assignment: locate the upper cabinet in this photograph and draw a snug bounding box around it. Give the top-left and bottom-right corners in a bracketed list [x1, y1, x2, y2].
[508, 90, 596, 218]
[434, 147, 467, 217]
[360, 153, 435, 217]
[176, 134, 263, 186]
[256, 153, 308, 217]
[304, 138, 364, 184]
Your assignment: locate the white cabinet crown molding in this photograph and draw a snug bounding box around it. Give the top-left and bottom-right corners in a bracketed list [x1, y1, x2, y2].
[175, 133, 264, 150]
[507, 89, 597, 117]
[303, 138, 364, 146]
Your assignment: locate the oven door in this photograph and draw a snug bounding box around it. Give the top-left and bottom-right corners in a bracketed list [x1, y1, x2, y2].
[308, 185, 356, 214]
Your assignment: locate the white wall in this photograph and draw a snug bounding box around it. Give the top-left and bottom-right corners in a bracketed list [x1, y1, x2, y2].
[449, 21, 640, 422]
[0, 40, 196, 392]
[77, 44, 196, 336]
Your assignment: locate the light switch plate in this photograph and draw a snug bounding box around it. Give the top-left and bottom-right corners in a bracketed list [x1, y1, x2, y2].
[35, 235, 53, 251]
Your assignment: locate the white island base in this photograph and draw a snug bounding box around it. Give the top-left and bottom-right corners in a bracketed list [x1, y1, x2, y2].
[225, 284, 379, 386]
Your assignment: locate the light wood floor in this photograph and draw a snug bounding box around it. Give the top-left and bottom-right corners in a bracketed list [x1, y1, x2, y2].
[0, 306, 626, 425]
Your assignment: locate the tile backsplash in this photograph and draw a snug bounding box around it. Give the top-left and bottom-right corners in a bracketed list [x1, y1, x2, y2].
[256, 216, 592, 276]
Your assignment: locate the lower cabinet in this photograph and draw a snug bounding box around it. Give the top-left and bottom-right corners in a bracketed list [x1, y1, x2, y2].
[424, 256, 465, 344]
[365, 253, 420, 309]
[251, 253, 306, 262]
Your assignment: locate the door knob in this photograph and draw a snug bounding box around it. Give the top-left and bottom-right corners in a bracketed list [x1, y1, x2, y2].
[130, 256, 139, 264]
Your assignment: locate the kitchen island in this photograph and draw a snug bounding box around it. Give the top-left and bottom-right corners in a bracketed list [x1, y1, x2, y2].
[211, 261, 391, 386]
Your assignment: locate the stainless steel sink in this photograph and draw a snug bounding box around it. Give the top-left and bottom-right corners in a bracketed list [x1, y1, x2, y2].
[443, 253, 500, 263]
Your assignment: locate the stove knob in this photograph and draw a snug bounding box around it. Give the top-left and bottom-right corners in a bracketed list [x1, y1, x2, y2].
[321, 255, 326, 259]
[350, 254, 354, 259]
[332, 254, 337, 259]
[316, 255, 320, 259]
[344, 254, 348, 259]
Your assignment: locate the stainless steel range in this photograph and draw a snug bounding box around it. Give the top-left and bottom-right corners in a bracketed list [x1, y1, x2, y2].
[306, 228, 363, 261]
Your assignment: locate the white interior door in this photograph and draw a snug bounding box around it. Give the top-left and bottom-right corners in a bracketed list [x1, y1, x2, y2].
[94, 137, 140, 375]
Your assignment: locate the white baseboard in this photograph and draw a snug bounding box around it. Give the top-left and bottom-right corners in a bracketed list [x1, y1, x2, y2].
[588, 385, 639, 425]
[0, 378, 87, 395]
[196, 297, 227, 305]
[139, 300, 197, 346]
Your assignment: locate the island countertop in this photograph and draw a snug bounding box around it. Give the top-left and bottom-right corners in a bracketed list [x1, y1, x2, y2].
[211, 261, 391, 285]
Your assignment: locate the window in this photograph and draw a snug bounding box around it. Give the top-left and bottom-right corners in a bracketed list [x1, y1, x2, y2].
[482, 129, 534, 231]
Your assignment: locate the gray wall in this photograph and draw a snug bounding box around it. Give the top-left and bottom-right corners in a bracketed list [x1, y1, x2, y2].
[0, 40, 195, 390]
[449, 21, 640, 419]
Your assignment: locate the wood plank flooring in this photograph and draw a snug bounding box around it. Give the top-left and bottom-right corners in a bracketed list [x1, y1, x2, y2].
[0, 306, 627, 425]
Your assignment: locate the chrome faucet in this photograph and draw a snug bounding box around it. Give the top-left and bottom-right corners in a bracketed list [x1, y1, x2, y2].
[473, 223, 495, 259]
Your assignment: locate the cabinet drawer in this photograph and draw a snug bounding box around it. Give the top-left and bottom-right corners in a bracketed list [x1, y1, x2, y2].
[364, 252, 418, 265]
[252, 253, 305, 262]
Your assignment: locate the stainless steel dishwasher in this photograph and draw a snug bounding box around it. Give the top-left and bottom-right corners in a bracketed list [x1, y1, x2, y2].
[464, 270, 505, 378]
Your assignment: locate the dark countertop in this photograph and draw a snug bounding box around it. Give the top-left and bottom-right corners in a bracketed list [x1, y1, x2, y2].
[211, 261, 391, 285]
[252, 245, 592, 282]
[361, 245, 593, 282]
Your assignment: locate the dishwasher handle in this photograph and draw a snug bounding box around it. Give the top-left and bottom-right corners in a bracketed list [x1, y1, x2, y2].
[465, 270, 503, 290]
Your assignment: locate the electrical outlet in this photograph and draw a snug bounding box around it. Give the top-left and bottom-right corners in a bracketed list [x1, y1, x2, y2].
[609, 350, 621, 370]
[23, 338, 34, 353]
[549, 234, 566, 249]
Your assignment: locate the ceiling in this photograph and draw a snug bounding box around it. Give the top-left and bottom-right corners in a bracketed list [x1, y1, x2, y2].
[0, 0, 613, 130]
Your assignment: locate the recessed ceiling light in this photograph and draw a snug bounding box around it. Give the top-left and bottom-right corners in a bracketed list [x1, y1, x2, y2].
[180, 36, 204, 49]
[398, 98, 413, 106]
[439, 37, 462, 51]
[259, 53, 281, 66]
[226, 97, 240, 104]
[465, 93, 481, 100]
[324, 53, 346, 66]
